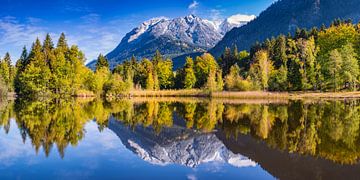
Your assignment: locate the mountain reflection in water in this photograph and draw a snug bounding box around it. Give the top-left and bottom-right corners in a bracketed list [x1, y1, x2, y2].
[0, 97, 360, 179]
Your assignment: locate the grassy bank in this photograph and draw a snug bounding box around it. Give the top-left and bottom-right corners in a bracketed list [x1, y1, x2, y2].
[122, 90, 360, 99]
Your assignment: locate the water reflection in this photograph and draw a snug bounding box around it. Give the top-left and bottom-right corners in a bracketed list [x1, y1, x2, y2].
[0, 98, 360, 179]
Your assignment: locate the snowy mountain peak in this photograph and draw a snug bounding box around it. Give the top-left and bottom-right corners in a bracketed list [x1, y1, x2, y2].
[184, 14, 198, 22]
[127, 14, 255, 43]
[143, 17, 168, 26]
[102, 13, 256, 69]
[219, 14, 256, 35]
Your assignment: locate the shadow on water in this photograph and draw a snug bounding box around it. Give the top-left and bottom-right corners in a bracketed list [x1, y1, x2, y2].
[0, 97, 360, 179]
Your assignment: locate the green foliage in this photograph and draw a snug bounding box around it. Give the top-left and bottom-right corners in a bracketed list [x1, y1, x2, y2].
[0, 52, 15, 92]
[104, 73, 131, 96]
[182, 57, 197, 89]
[194, 53, 219, 88]
[95, 54, 109, 72]
[249, 50, 274, 90]
[225, 65, 252, 91]
[14, 34, 97, 97]
[3, 18, 360, 97]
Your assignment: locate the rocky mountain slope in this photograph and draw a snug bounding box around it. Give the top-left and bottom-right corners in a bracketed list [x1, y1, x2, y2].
[88, 14, 255, 69]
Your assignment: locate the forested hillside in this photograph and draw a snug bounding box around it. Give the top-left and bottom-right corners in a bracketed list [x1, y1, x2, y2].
[211, 0, 360, 57]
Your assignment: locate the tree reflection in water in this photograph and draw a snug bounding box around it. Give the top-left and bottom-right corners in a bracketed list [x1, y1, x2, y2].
[0, 98, 359, 165]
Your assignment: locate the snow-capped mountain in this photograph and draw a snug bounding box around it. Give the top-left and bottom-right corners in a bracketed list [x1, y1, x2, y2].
[219, 14, 256, 35]
[88, 14, 254, 69]
[210, 0, 360, 57]
[108, 118, 257, 168]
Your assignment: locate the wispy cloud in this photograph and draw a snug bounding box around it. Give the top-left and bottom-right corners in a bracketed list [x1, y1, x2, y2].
[0, 16, 47, 59]
[188, 1, 199, 10]
[209, 9, 223, 22]
[0, 14, 128, 63]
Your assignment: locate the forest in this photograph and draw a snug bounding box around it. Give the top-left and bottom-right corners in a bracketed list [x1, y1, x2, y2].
[0, 19, 360, 98]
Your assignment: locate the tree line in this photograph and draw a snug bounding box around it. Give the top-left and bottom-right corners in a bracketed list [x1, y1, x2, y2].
[104, 19, 360, 93]
[1, 19, 360, 98]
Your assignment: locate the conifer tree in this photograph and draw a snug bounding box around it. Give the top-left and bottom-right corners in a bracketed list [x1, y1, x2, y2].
[57, 32, 68, 52]
[95, 54, 109, 71]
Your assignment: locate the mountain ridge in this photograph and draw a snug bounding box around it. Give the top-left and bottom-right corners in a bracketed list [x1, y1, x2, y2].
[210, 0, 360, 57]
[88, 14, 255, 69]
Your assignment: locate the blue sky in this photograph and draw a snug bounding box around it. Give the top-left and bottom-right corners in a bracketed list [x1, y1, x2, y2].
[0, 0, 275, 63]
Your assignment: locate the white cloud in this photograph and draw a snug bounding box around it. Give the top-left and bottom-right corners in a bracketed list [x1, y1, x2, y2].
[187, 174, 197, 180]
[0, 16, 48, 61]
[0, 15, 127, 63]
[188, 1, 199, 9]
[209, 9, 223, 22]
[226, 14, 256, 24]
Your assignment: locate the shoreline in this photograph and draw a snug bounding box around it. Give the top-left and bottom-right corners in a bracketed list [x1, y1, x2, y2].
[120, 90, 360, 99]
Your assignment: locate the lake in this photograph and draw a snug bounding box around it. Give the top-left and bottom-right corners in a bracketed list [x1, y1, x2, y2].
[0, 97, 360, 179]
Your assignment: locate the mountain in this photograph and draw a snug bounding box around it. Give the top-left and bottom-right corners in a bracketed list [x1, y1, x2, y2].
[108, 117, 256, 168]
[210, 0, 360, 57]
[88, 14, 255, 69]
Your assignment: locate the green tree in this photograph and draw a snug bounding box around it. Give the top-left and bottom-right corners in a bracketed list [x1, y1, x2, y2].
[249, 50, 274, 90]
[183, 57, 196, 89]
[194, 53, 218, 88]
[146, 72, 155, 90]
[156, 58, 174, 89]
[0, 52, 12, 90]
[325, 49, 342, 91]
[339, 44, 359, 91]
[57, 32, 68, 52]
[18, 38, 52, 96]
[95, 54, 109, 71]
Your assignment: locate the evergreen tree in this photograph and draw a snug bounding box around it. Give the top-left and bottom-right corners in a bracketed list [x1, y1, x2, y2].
[18, 38, 52, 96]
[57, 32, 68, 52]
[95, 54, 109, 71]
[0, 52, 12, 89]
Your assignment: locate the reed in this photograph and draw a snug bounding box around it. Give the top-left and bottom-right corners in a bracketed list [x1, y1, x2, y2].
[123, 90, 360, 99]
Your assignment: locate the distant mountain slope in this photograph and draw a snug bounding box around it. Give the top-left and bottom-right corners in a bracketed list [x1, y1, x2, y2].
[88, 14, 255, 69]
[210, 0, 360, 57]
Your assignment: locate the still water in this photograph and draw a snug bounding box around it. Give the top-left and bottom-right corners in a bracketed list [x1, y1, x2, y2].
[0, 98, 360, 179]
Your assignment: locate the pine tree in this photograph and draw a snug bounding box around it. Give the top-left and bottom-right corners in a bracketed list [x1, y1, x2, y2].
[57, 32, 68, 52]
[0, 53, 12, 88]
[16, 46, 28, 71]
[95, 54, 109, 71]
